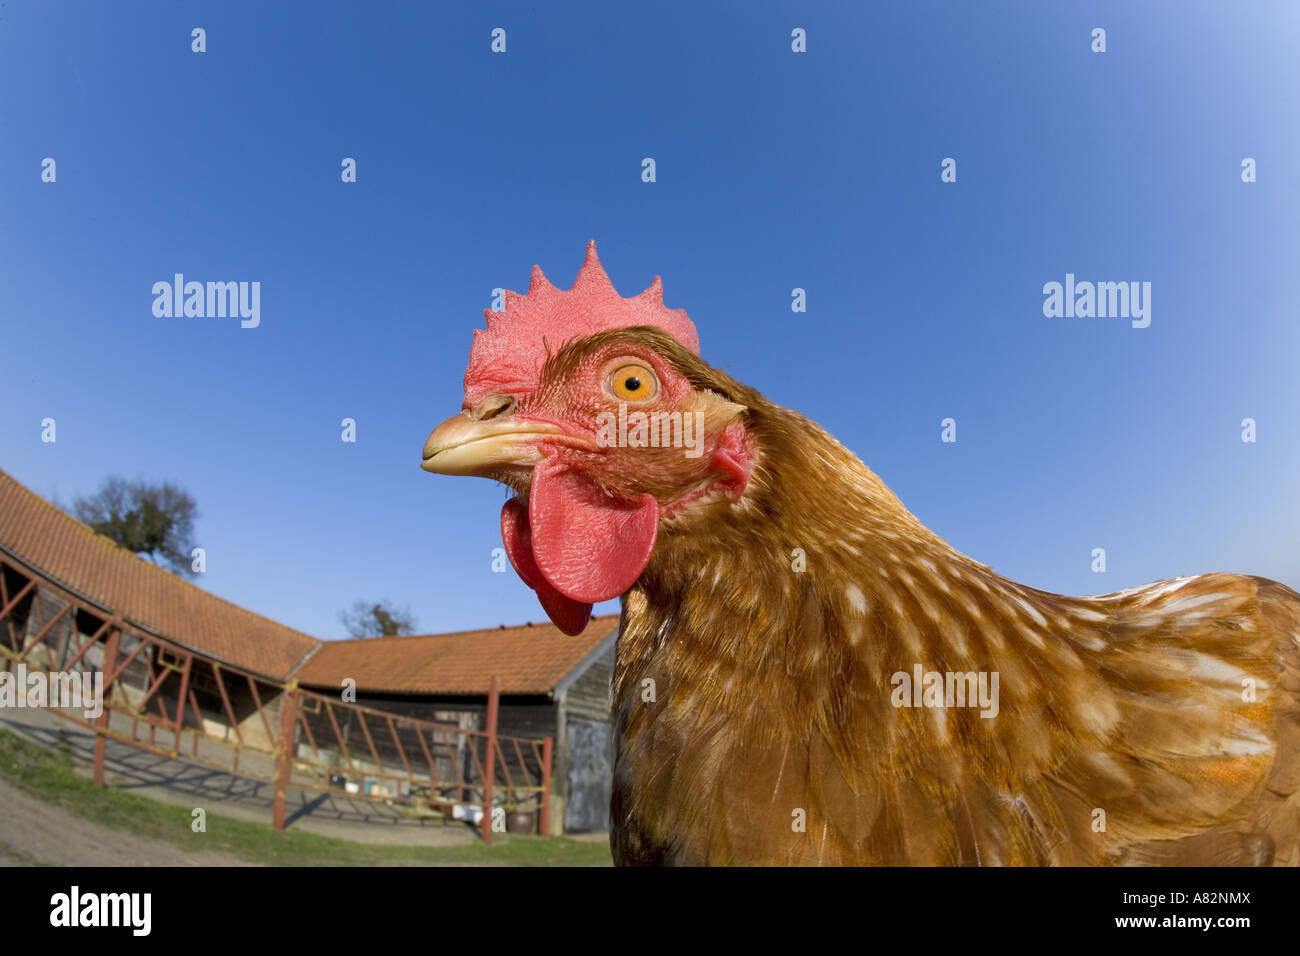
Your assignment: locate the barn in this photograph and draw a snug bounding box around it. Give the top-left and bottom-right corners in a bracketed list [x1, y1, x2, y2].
[0, 467, 617, 835]
[291, 620, 619, 833]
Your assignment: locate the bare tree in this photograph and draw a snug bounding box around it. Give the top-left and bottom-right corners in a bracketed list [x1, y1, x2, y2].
[73, 476, 199, 576]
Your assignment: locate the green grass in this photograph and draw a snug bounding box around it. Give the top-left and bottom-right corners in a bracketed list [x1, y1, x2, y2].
[0, 729, 612, 866]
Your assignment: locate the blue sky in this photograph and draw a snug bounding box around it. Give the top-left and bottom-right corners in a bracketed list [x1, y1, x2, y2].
[2, 1, 1297, 639]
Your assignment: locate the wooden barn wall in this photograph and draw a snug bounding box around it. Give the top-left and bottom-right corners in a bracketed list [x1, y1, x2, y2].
[19, 587, 176, 703]
[326, 691, 558, 739]
[562, 715, 613, 833]
[2, 565, 619, 833]
[555, 643, 615, 833]
[562, 645, 615, 720]
[9, 585, 289, 751]
[295, 688, 557, 788]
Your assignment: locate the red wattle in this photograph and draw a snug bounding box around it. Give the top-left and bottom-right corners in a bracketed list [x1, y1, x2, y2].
[500, 498, 593, 636]
[528, 457, 659, 604]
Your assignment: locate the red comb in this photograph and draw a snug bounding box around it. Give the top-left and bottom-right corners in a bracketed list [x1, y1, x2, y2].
[463, 241, 700, 405]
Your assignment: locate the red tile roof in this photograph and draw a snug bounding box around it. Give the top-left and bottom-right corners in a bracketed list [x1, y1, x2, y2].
[0, 468, 618, 693]
[0, 468, 319, 679]
[293, 616, 619, 696]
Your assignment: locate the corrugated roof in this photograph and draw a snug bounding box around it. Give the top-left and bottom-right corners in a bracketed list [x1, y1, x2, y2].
[294, 615, 619, 696]
[0, 467, 618, 693]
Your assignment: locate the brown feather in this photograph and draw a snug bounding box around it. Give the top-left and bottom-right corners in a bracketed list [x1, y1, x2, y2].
[588, 328, 1300, 866]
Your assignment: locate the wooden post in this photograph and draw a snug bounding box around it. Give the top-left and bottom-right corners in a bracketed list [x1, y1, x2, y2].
[481, 675, 500, 844]
[93, 624, 122, 788]
[171, 653, 192, 757]
[272, 681, 300, 831]
[540, 735, 553, 837]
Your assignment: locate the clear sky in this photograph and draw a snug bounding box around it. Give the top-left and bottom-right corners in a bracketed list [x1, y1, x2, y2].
[2, 1, 1297, 640]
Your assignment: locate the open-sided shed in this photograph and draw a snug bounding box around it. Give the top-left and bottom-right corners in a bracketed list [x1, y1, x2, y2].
[0, 467, 617, 834]
[293, 618, 618, 833]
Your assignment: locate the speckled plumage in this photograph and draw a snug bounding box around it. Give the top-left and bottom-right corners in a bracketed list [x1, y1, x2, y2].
[425, 246, 1300, 867]
[607, 333, 1300, 866]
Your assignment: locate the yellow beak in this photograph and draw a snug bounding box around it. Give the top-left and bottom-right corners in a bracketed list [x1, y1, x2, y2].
[420, 412, 566, 477]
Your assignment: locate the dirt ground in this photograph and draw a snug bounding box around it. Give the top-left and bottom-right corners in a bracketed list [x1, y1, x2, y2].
[1, 711, 483, 848]
[0, 776, 254, 867]
[0, 712, 608, 866]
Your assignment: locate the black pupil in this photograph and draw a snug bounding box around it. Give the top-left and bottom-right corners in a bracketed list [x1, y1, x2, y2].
[624, 376, 641, 392]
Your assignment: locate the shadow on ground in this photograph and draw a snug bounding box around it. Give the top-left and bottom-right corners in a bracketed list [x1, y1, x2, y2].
[1, 710, 482, 847]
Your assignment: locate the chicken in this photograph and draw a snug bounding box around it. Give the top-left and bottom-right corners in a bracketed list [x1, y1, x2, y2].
[421, 242, 1300, 866]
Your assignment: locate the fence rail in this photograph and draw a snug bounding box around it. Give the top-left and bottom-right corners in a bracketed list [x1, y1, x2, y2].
[0, 549, 551, 840]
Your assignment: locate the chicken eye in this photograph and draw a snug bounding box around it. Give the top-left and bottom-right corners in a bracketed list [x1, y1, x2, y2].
[608, 363, 658, 402]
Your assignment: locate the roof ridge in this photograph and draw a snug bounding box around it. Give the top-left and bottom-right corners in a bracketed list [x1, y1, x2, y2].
[0, 468, 321, 646]
[325, 612, 621, 644]
[0, 468, 616, 665]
